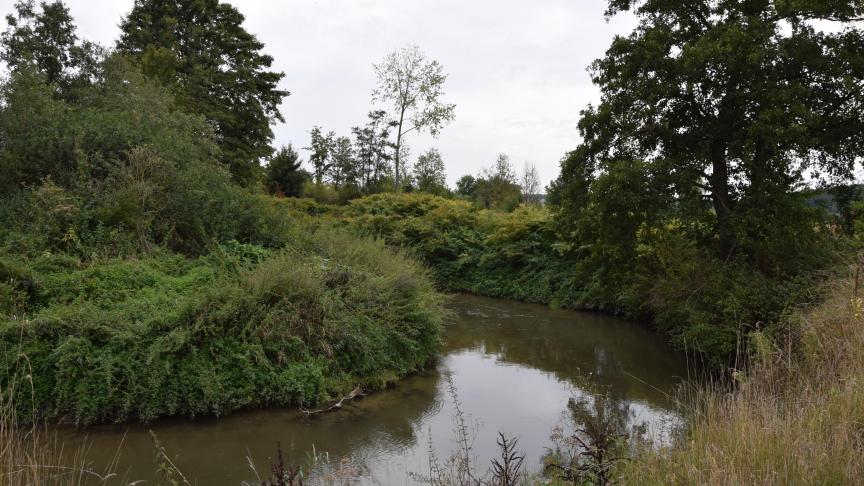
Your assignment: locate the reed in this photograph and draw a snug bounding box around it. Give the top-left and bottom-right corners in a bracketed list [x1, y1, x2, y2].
[0, 369, 123, 486]
[618, 274, 864, 485]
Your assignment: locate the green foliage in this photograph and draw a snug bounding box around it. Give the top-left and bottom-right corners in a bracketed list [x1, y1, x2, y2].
[0, 15, 445, 427]
[305, 126, 335, 185]
[563, 1, 864, 253]
[328, 193, 561, 302]
[329, 135, 358, 190]
[265, 145, 309, 197]
[467, 154, 523, 211]
[0, 235, 442, 425]
[1, 0, 101, 94]
[351, 110, 394, 194]
[372, 45, 456, 188]
[302, 111, 396, 199]
[118, 0, 289, 185]
[301, 181, 355, 206]
[287, 191, 847, 368]
[0, 257, 38, 316]
[0, 55, 216, 188]
[455, 175, 476, 197]
[412, 148, 449, 195]
[0, 54, 289, 257]
[543, 1, 863, 366]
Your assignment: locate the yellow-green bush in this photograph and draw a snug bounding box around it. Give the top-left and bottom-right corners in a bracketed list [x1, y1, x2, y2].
[276, 192, 845, 369]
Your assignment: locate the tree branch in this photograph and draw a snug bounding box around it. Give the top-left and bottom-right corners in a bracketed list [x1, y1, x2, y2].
[300, 386, 364, 418]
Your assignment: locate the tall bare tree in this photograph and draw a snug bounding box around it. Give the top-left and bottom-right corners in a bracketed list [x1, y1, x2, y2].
[520, 162, 540, 205]
[372, 45, 455, 188]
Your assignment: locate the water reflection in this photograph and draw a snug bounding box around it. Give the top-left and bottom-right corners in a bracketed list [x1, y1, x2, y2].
[445, 295, 686, 407]
[55, 294, 687, 484]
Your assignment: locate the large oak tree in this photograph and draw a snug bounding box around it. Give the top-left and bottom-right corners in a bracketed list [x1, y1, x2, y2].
[554, 0, 864, 256]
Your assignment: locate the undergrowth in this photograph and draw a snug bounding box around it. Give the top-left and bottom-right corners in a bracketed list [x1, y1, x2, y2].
[616, 272, 864, 484]
[0, 230, 443, 426]
[273, 192, 843, 368]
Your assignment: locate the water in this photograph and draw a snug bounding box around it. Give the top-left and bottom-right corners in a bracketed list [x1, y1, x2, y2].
[56, 294, 688, 484]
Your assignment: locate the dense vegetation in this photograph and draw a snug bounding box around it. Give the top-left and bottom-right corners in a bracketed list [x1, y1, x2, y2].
[256, 0, 864, 372]
[272, 191, 848, 367]
[1, 0, 864, 483]
[619, 275, 864, 485]
[1, 238, 441, 425]
[0, 1, 442, 426]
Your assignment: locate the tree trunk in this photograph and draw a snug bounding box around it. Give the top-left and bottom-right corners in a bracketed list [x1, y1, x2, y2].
[710, 138, 732, 254]
[394, 107, 406, 190]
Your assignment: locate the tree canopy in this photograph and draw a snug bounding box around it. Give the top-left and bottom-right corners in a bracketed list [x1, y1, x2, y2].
[118, 0, 289, 185]
[372, 45, 455, 188]
[413, 148, 448, 195]
[472, 154, 522, 211]
[1, 0, 101, 95]
[553, 0, 864, 261]
[352, 110, 394, 194]
[265, 144, 308, 197]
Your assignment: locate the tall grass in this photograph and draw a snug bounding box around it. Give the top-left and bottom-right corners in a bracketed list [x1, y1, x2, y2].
[618, 273, 864, 484]
[0, 374, 123, 485]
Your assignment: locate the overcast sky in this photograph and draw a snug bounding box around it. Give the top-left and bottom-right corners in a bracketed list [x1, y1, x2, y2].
[2, 0, 637, 188]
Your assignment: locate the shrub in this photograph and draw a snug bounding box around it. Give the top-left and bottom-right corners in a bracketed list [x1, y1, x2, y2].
[276, 192, 845, 368]
[0, 234, 443, 425]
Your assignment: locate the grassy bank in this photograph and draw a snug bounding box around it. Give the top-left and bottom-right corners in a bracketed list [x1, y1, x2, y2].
[274, 192, 842, 368]
[616, 273, 864, 484]
[0, 58, 445, 427]
[0, 227, 443, 426]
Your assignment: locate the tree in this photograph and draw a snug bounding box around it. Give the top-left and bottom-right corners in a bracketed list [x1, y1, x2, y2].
[329, 136, 357, 189]
[304, 126, 335, 184]
[0, 54, 217, 188]
[488, 153, 516, 184]
[352, 110, 393, 194]
[473, 154, 522, 211]
[118, 0, 289, 185]
[265, 145, 308, 197]
[455, 175, 476, 197]
[520, 162, 540, 205]
[372, 45, 455, 189]
[413, 148, 448, 195]
[397, 143, 413, 191]
[554, 1, 864, 257]
[1, 0, 101, 94]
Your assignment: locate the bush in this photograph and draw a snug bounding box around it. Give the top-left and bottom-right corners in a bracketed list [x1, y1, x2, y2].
[0, 234, 443, 425]
[275, 192, 845, 368]
[0, 39, 448, 428]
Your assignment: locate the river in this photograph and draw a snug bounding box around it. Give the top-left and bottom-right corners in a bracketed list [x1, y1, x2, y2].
[56, 294, 689, 484]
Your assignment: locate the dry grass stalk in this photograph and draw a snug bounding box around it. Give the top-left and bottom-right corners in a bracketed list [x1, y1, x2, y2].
[618, 273, 864, 485]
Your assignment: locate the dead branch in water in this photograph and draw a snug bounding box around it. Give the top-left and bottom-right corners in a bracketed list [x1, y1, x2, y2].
[300, 387, 364, 418]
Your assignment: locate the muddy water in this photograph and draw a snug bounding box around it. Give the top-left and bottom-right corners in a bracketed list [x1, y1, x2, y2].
[57, 294, 688, 484]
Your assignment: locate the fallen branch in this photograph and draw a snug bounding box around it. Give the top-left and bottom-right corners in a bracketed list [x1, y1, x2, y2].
[300, 386, 364, 418]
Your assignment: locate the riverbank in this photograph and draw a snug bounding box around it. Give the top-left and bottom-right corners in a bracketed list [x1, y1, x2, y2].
[25, 294, 684, 485]
[274, 192, 843, 369]
[0, 226, 444, 427]
[617, 273, 864, 484]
